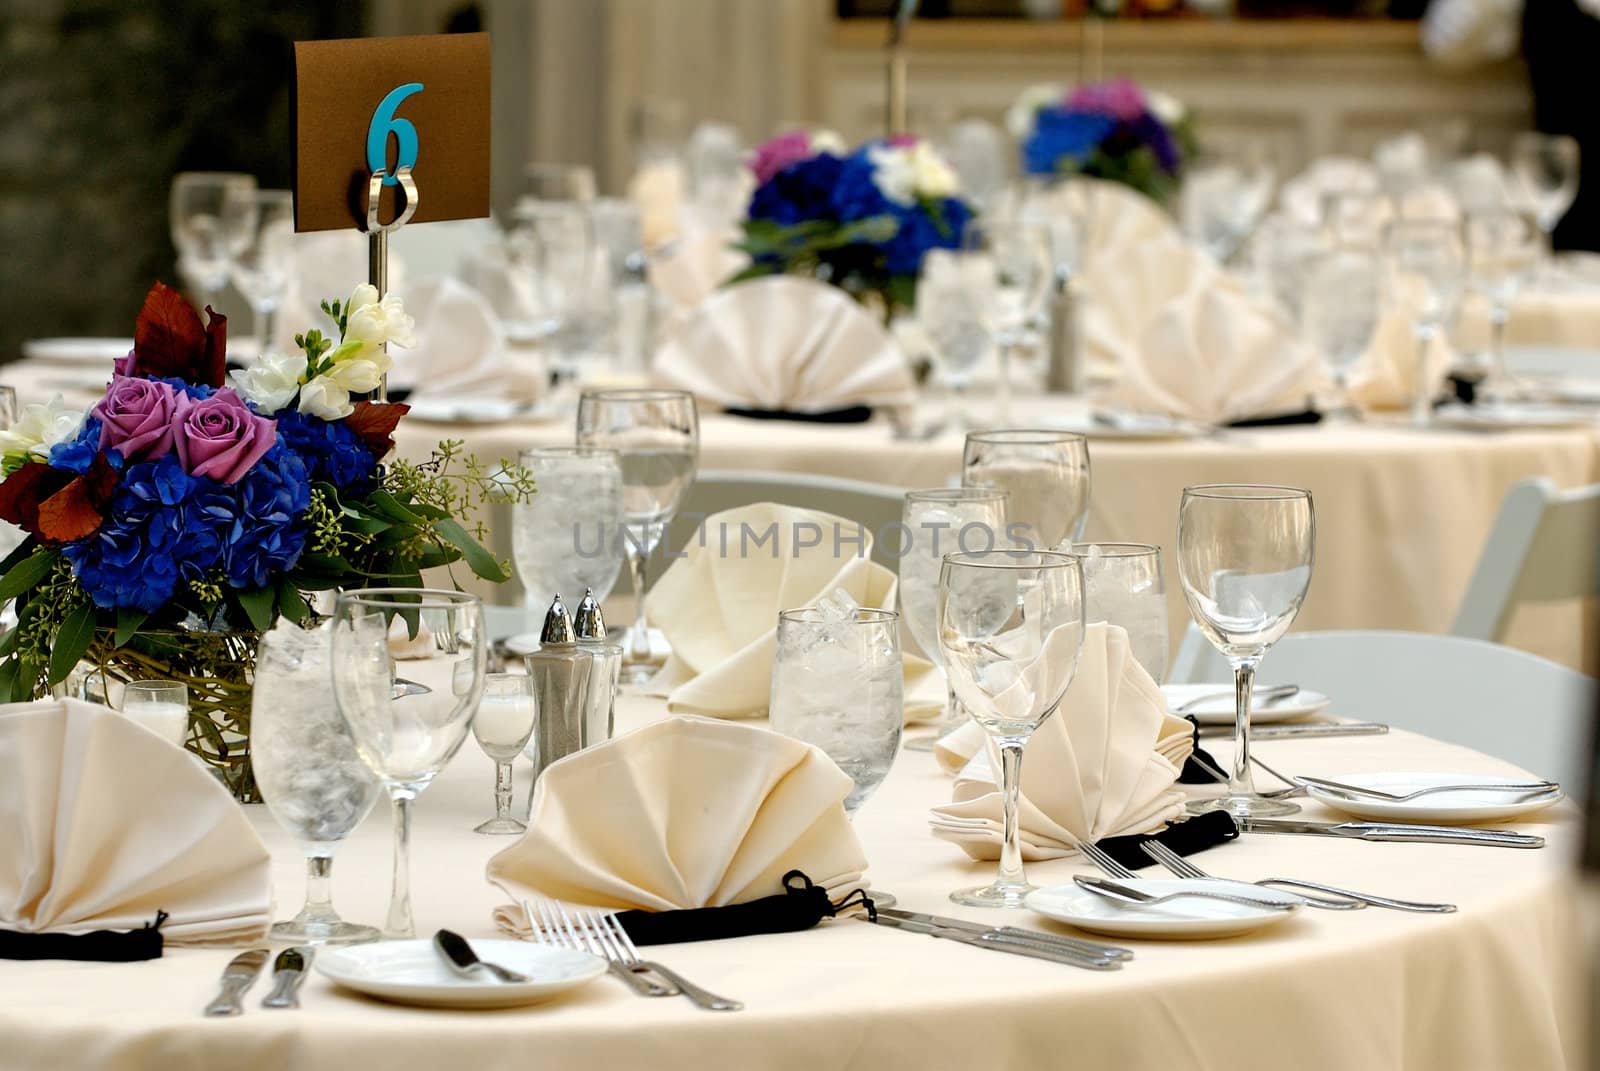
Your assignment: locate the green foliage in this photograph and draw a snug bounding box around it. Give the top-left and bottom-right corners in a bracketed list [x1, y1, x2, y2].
[731, 214, 916, 321]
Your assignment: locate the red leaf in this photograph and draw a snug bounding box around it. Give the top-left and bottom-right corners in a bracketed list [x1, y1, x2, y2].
[0, 463, 58, 536]
[0, 457, 120, 546]
[344, 401, 410, 458]
[38, 476, 109, 544]
[131, 281, 207, 381]
[200, 306, 228, 388]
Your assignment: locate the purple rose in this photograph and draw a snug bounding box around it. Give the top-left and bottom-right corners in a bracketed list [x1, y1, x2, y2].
[750, 131, 816, 185]
[93, 376, 177, 461]
[113, 348, 134, 377]
[1068, 79, 1148, 123]
[172, 388, 276, 485]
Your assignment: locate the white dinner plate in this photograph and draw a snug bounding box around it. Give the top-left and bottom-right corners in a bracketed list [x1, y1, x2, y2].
[1429, 403, 1598, 432]
[404, 397, 553, 425]
[21, 338, 132, 365]
[316, 939, 606, 1008]
[1304, 771, 1564, 824]
[1046, 411, 1210, 441]
[1025, 878, 1302, 939]
[1161, 684, 1331, 725]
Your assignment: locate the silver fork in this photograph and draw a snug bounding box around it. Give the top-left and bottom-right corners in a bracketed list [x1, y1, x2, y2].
[1249, 755, 1557, 803]
[1082, 841, 1306, 912]
[526, 899, 677, 998]
[1078, 841, 1140, 879]
[1140, 840, 1455, 913]
[580, 911, 743, 1012]
[1190, 749, 1305, 800]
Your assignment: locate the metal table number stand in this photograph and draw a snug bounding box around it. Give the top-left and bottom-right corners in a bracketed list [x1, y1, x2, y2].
[362, 81, 424, 402]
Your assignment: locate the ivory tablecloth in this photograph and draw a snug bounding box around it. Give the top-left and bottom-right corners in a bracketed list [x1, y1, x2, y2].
[0, 694, 1583, 1071]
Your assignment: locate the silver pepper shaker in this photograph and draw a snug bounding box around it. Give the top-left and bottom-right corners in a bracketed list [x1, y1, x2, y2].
[572, 587, 621, 748]
[524, 593, 591, 787]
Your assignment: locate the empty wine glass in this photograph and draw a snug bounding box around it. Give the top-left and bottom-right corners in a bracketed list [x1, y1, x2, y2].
[898, 487, 1009, 749]
[1070, 542, 1169, 684]
[472, 673, 538, 835]
[769, 607, 903, 815]
[962, 429, 1091, 549]
[1382, 219, 1465, 427]
[230, 190, 296, 361]
[1509, 132, 1580, 245]
[169, 171, 257, 312]
[1466, 211, 1540, 403]
[917, 249, 994, 431]
[252, 626, 382, 944]
[512, 447, 625, 615]
[1181, 157, 1277, 263]
[120, 680, 188, 748]
[576, 389, 700, 684]
[331, 588, 486, 938]
[1177, 485, 1314, 817]
[1297, 246, 1382, 414]
[964, 220, 1052, 425]
[939, 549, 1086, 907]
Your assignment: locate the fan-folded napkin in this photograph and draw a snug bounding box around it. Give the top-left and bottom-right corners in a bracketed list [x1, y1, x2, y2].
[0, 699, 271, 945]
[647, 231, 749, 310]
[1347, 274, 1456, 411]
[488, 714, 867, 927]
[644, 502, 934, 719]
[653, 276, 917, 413]
[388, 277, 543, 402]
[931, 624, 1193, 862]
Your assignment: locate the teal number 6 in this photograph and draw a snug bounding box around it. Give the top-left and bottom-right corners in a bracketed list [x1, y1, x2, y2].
[367, 82, 424, 186]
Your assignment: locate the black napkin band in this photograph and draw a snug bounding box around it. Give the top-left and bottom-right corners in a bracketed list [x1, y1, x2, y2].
[615, 871, 867, 946]
[1226, 409, 1322, 429]
[1178, 715, 1228, 786]
[723, 405, 874, 424]
[0, 910, 167, 962]
[1095, 811, 1239, 871]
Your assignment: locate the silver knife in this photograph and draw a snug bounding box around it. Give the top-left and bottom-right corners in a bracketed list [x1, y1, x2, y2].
[869, 913, 1123, 970]
[261, 947, 315, 1009]
[1197, 722, 1389, 740]
[876, 907, 1133, 962]
[203, 948, 270, 1017]
[1240, 818, 1544, 848]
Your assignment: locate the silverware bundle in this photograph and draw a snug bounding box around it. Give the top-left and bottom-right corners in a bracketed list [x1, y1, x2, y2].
[866, 905, 1132, 970]
[203, 947, 313, 1016]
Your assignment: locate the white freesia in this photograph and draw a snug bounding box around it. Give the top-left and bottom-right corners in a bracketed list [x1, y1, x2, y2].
[1146, 90, 1185, 127]
[229, 349, 306, 414]
[324, 357, 386, 393]
[1006, 83, 1064, 140]
[297, 375, 354, 420]
[0, 395, 86, 460]
[868, 141, 960, 206]
[346, 286, 417, 350]
[811, 129, 848, 156]
[908, 141, 959, 200]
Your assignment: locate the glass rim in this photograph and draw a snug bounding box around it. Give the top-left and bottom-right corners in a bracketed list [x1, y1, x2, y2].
[778, 606, 899, 626]
[335, 587, 485, 610]
[905, 486, 1008, 504]
[125, 679, 185, 692]
[1182, 483, 1311, 502]
[963, 428, 1088, 446]
[1068, 541, 1161, 558]
[940, 549, 1081, 571]
[577, 388, 695, 404]
[517, 444, 619, 463]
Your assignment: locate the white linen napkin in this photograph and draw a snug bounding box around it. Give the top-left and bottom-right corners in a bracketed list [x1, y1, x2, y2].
[930, 624, 1193, 862]
[629, 159, 689, 249]
[1095, 274, 1327, 424]
[653, 276, 916, 413]
[1346, 274, 1456, 411]
[0, 698, 271, 945]
[647, 231, 749, 310]
[388, 276, 543, 402]
[487, 714, 867, 926]
[1081, 237, 1215, 372]
[644, 502, 935, 719]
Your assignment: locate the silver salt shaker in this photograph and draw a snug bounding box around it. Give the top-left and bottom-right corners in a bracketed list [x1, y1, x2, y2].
[523, 594, 591, 785]
[572, 588, 621, 748]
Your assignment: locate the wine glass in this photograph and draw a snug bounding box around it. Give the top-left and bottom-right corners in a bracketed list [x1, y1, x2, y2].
[229, 190, 296, 361]
[769, 607, 903, 815]
[1466, 211, 1540, 403]
[251, 626, 382, 944]
[1180, 158, 1277, 264]
[120, 680, 188, 748]
[331, 588, 487, 938]
[472, 673, 538, 835]
[169, 172, 257, 312]
[964, 220, 1053, 425]
[898, 487, 1009, 749]
[1177, 485, 1314, 817]
[1509, 132, 1580, 246]
[576, 389, 700, 684]
[916, 249, 994, 431]
[1297, 246, 1381, 415]
[512, 447, 625, 615]
[939, 549, 1086, 907]
[962, 429, 1091, 550]
[1382, 219, 1465, 427]
[1070, 542, 1169, 684]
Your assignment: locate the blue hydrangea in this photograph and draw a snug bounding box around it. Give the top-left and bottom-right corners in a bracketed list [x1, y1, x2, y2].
[150, 377, 217, 401]
[273, 410, 379, 496]
[1021, 108, 1116, 177]
[62, 455, 193, 612]
[828, 150, 892, 223]
[47, 417, 120, 475]
[224, 441, 311, 590]
[883, 197, 971, 276]
[748, 153, 847, 226]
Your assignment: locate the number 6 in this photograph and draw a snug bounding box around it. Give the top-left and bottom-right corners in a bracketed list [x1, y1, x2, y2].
[367, 82, 424, 186]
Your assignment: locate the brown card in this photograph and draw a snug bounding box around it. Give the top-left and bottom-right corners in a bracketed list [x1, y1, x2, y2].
[292, 32, 491, 233]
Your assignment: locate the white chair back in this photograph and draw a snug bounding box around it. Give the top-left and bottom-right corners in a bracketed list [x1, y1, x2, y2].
[1452, 477, 1600, 643]
[1170, 628, 1596, 788]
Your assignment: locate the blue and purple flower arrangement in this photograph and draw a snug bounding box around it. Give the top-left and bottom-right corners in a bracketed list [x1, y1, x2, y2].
[1009, 79, 1197, 204]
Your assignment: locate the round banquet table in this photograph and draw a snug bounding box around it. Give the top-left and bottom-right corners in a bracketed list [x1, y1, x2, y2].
[0, 694, 1583, 1071]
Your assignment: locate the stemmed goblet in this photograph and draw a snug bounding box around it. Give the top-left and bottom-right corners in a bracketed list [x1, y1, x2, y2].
[1465, 211, 1540, 403]
[962, 429, 1091, 550]
[1382, 219, 1465, 427]
[472, 672, 538, 835]
[1297, 245, 1381, 416]
[938, 549, 1086, 907]
[230, 190, 296, 361]
[168, 171, 257, 313]
[963, 219, 1053, 426]
[1509, 132, 1580, 257]
[331, 589, 487, 938]
[1177, 485, 1314, 818]
[1070, 542, 1169, 684]
[252, 626, 382, 944]
[917, 249, 993, 432]
[576, 389, 700, 683]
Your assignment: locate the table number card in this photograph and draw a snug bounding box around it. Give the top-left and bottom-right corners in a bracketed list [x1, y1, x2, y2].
[292, 32, 491, 233]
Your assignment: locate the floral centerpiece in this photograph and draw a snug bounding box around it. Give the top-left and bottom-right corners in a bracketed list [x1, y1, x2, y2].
[732, 131, 974, 316]
[0, 282, 525, 800]
[1008, 79, 1197, 204]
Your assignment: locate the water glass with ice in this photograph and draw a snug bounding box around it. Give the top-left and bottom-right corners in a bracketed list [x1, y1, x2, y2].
[120, 680, 188, 748]
[962, 429, 1091, 549]
[769, 601, 903, 815]
[1071, 542, 1169, 684]
[512, 447, 625, 614]
[251, 626, 382, 944]
[472, 673, 538, 835]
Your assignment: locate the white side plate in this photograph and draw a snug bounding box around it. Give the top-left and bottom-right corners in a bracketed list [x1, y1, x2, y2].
[1162, 684, 1331, 725]
[1305, 771, 1564, 824]
[316, 939, 606, 1009]
[1025, 878, 1302, 940]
